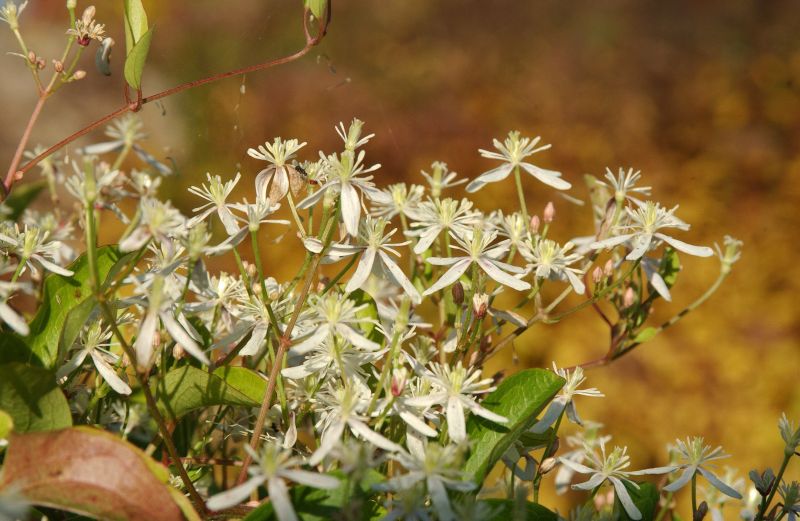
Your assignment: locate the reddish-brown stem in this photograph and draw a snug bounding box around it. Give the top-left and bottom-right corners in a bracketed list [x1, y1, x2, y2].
[3, 4, 330, 200]
[235, 253, 324, 485]
[3, 94, 47, 195]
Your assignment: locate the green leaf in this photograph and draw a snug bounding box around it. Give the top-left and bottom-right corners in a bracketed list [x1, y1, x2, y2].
[0, 427, 199, 521]
[616, 481, 659, 521]
[0, 363, 72, 432]
[464, 368, 564, 483]
[1, 180, 45, 221]
[25, 246, 123, 368]
[304, 0, 326, 19]
[242, 469, 385, 521]
[0, 409, 13, 439]
[481, 498, 559, 521]
[123, 0, 149, 52]
[153, 365, 267, 421]
[349, 289, 383, 343]
[632, 327, 659, 344]
[659, 248, 681, 288]
[123, 26, 154, 91]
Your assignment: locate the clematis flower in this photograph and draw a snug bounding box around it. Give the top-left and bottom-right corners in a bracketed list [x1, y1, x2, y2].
[247, 137, 307, 204]
[531, 364, 603, 432]
[590, 201, 713, 260]
[0, 224, 74, 277]
[405, 198, 480, 255]
[423, 227, 530, 296]
[661, 438, 743, 499]
[521, 238, 586, 294]
[186, 173, 242, 235]
[466, 131, 570, 193]
[57, 322, 131, 395]
[206, 441, 338, 520]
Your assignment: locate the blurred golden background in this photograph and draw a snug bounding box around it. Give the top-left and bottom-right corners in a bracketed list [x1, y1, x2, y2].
[2, 0, 799, 517]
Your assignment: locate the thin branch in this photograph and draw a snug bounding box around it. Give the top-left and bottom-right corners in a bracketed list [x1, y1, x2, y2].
[3, 4, 331, 199]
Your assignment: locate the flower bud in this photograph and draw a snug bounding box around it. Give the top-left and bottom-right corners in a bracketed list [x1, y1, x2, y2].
[172, 343, 185, 360]
[81, 6, 96, 26]
[472, 293, 488, 320]
[467, 351, 478, 366]
[693, 501, 708, 521]
[245, 261, 257, 280]
[539, 457, 556, 475]
[252, 282, 262, 297]
[603, 259, 614, 277]
[622, 287, 636, 308]
[72, 69, 87, 80]
[529, 215, 540, 234]
[390, 368, 407, 397]
[592, 266, 603, 284]
[36, 58, 45, 70]
[27, 51, 36, 63]
[451, 282, 465, 306]
[53, 60, 64, 73]
[543, 202, 555, 223]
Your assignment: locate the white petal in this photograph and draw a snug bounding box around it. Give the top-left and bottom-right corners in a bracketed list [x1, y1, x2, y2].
[655, 233, 714, 257]
[345, 248, 376, 293]
[133, 311, 158, 371]
[565, 270, 586, 295]
[413, 226, 442, 255]
[572, 472, 606, 491]
[399, 410, 437, 437]
[309, 420, 345, 466]
[56, 349, 90, 382]
[698, 467, 742, 499]
[267, 478, 299, 521]
[349, 419, 402, 453]
[270, 168, 290, 202]
[520, 162, 571, 190]
[90, 351, 132, 395]
[82, 140, 124, 155]
[296, 183, 329, 210]
[161, 312, 210, 365]
[465, 397, 508, 424]
[340, 183, 361, 237]
[626, 233, 653, 260]
[559, 457, 596, 475]
[648, 271, 672, 302]
[465, 164, 513, 193]
[663, 466, 695, 492]
[255, 168, 275, 202]
[206, 475, 263, 512]
[34, 255, 74, 276]
[428, 477, 456, 521]
[589, 234, 634, 250]
[426, 256, 462, 266]
[610, 477, 642, 520]
[289, 327, 328, 355]
[0, 302, 29, 336]
[477, 258, 531, 291]
[446, 397, 466, 443]
[280, 469, 339, 490]
[530, 397, 567, 433]
[422, 259, 471, 296]
[119, 227, 151, 252]
[379, 251, 422, 304]
[337, 324, 379, 352]
[218, 207, 240, 236]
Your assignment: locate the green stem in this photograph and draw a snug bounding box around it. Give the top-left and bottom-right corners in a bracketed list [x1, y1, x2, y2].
[691, 474, 697, 518]
[513, 165, 528, 222]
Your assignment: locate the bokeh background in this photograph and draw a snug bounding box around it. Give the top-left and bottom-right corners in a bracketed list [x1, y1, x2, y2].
[2, 0, 799, 517]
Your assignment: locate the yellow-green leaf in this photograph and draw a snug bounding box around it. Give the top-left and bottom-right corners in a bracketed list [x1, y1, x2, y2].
[0, 363, 72, 433]
[123, 0, 149, 52]
[124, 26, 154, 90]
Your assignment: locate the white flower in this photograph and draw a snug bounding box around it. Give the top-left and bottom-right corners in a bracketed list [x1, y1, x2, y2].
[466, 131, 570, 192]
[420, 161, 465, 198]
[521, 239, 585, 294]
[590, 201, 713, 260]
[340, 217, 422, 304]
[379, 442, 475, 521]
[423, 228, 530, 296]
[297, 149, 380, 237]
[247, 137, 307, 204]
[119, 198, 186, 252]
[206, 441, 339, 520]
[56, 322, 132, 395]
[406, 361, 507, 443]
[559, 440, 673, 520]
[336, 118, 374, 151]
[131, 274, 209, 371]
[0, 224, 74, 277]
[310, 385, 401, 465]
[186, 173, 242, 235]
[405, 198, 480, 255]
[597, 168, 651, 204]
[289, 293, 380, 354]
[554, 422, 611, 494]
[0, 1, 27, 29]
[370, 183, 425, 220]
[531, 364, 603, 433]
[662, 438, 743, 499]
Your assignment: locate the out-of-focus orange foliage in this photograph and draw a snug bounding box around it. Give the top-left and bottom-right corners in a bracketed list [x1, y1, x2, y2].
[1, 0, 798, 517]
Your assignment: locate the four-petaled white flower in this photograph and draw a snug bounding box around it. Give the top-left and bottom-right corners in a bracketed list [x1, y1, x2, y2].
[0, 224, 74, 277]
[590, 201, 713, 260]
[597, 167, 652, 204]
[57, 322, 132, 395]
[406, 197, 480, 255]
[119, 198, 186, 252]
[247, 138, 307, 204]
[297, 149, 380, 237]
[187, 173, 242, 235]
[423, 228, 530, 296]
[532, 364, 603, 432]
[206, 441, 339, 520]
[662, 437, 743, 499]
[370, 183, 425, 220]
[521, 239, 586, 294]
[380, 442, 475, 521]
[559, 440, 673, 520]
[406, 361, 507, 443]
[467, 131, 570, 192]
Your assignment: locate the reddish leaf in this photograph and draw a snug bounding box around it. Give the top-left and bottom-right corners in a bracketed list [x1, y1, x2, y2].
[0, 427, 198, 521]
